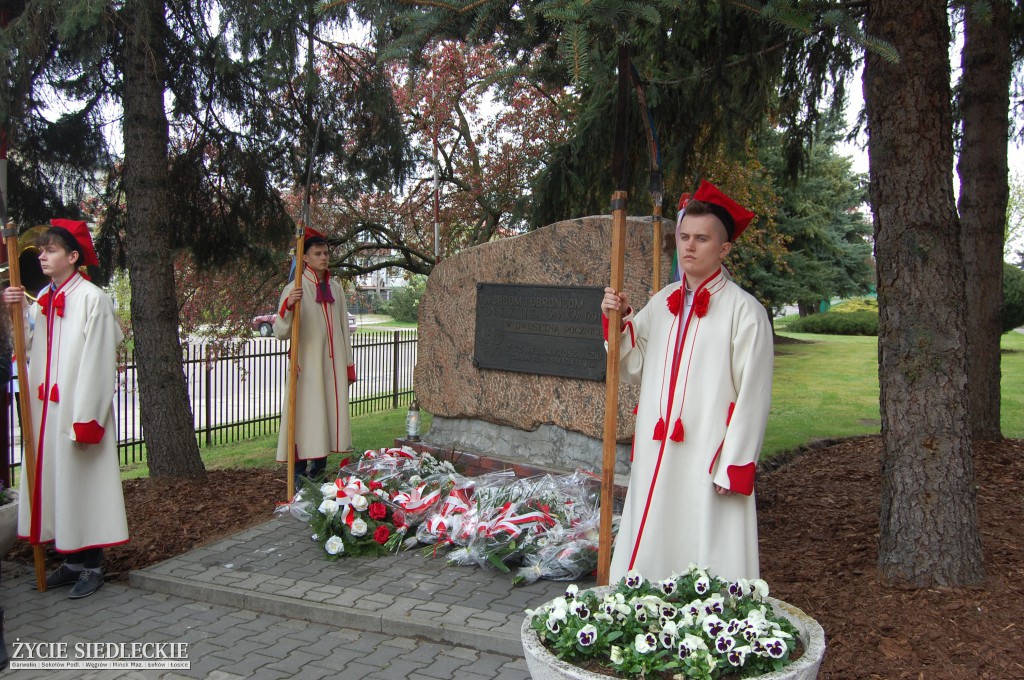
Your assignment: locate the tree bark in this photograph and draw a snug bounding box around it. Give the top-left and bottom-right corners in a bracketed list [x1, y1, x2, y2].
[957, 2, 1011, 440]
[121, 0, 205, 478]
[863, 0, 984, 586]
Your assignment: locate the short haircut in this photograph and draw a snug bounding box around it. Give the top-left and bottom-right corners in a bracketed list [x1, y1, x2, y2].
[36, 227, 84, 263]
[677, 199, 732, 241]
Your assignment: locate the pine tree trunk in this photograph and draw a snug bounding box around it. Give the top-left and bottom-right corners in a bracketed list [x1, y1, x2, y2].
[863, 0, 983, 586]
[957, 2, 1010, 441]
[121, 0, 205, 478]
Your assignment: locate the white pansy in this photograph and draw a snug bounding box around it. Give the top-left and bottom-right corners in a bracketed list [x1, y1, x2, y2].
[634, 633, 656, 654]
[694, 575, 711, 594]
[657, 578, 677, 595]
[593, 611, 613, 623]
[577, 624, 598, 647]
[609, 646, 624, 665]
[350, 494, 369, 511]
[624, 570, 644, 588]
[726, 645, 751, 667]
[565, 584, 579, 599]
[546, 617, 561, 634]
[350, 518, 368, 536]
[715, 634, 735, 653]
[569, 600, 590, 619]
[324, 535, 345, 555]
[751, 578, 770, 599]
[549, 597, 569, 618]
[318, 499, 339, 517]
[702, 614, 726, 638]
[320, 483, 338, 500]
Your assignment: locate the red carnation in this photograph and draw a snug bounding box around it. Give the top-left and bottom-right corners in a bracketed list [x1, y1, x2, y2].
[694, 288, 711, 318]
[666, 289, 682, 316]
[368, 480, 383, 491]
[393, 509, 407, 528]
[368, 501, 387, 520]
[373, 526, 390, 544]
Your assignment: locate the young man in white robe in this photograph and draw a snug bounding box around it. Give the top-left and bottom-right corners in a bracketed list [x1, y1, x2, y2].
[274, 228, 356, 490]
[601, 180, 774, 583]
[3, 219, 128, 599]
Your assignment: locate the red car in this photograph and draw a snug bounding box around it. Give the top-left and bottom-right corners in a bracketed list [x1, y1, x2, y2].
[253, 312, 356, 337]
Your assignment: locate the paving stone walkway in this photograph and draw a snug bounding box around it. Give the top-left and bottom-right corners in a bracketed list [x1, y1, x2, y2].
[1, 514, 592, 678]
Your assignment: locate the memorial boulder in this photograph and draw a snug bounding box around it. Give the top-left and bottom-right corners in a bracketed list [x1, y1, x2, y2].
[414, 215, 670, 474]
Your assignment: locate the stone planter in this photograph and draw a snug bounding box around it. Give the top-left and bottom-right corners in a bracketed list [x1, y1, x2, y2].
[521, 586, 826, 680]
[0, 499, 18, 557]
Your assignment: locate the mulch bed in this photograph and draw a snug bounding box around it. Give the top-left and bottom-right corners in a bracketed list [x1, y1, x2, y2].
[7, 438, 1023, 678]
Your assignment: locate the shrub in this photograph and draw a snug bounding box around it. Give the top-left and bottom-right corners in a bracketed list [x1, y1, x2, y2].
[1004, 263, 1024, 333]
[830, 297, 877, 314]
[785, 310, 878, 336]
[383, 276, 426, 323]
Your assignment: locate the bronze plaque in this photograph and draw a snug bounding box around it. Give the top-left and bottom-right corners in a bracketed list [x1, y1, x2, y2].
[474, 283, 606, 381]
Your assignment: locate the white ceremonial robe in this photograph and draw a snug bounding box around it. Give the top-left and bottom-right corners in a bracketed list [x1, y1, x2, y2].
[608, 267, 773, 583]
[274, 266, 355, 461]
[17, 272, 129, 553]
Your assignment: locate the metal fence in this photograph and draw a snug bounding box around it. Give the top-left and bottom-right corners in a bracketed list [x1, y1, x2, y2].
[5, 328, 418, 469]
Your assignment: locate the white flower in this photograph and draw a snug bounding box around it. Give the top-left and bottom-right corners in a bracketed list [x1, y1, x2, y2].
[350, 494, 369, 512]
[350, 518, 368, 536]
[593, 611, 613, 623]
[658, 578, 677, 595]
[751, 578, 770, 599]
[569, 601, 590, 619]
[609, 646, 624, 665]
[694, 575, 711, 594]
[702, 614, 725, 638]
[715, 634, 735, 653]
[549, 597, 569, 620]
[624, 570, 644, 589]
[659, 620, 678, 649]
[726, 645, 751, 667]
[318, 499, 339, 517]
[565, 584, 579, 599]
[759, 637, 787, 659]
[577, 624, 598, 647]
[634, 633, 657, 654]
[677, 633, 708, 659]
[546, 617, 561, 634]
[311, 534, 319, 541]
[324, 535, 345, 555]
[409, 475, 422, 485]
[320, 483, 338, 500]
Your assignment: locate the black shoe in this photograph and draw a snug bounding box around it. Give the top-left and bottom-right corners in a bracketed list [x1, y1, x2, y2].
[31, 563, 81, 590]
[68, 570, 104, 599]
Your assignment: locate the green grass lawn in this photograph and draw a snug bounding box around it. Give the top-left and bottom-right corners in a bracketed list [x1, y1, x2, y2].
[118, 409, 434, 480]
[764, 330, 1024, 457]
[113, 330, 1024, 477]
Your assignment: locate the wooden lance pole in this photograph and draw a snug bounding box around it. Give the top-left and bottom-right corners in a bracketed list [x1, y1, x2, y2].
[598, 193, 628, 586]
[597, 44, 633, 586]
[3, 221, 48, 591]
[285, 228, 305, 502]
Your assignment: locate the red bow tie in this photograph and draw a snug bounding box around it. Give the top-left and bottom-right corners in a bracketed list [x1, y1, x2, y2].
[37, 290, 66, 318]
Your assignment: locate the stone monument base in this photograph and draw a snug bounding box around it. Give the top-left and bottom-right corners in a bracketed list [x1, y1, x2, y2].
[395, 416, 631, 497]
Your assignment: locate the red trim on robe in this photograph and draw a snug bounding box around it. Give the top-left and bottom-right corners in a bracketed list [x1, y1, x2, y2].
[73, 420, 106, 445]
[727, 462, 757, 496]
[279, 299, 290, 317]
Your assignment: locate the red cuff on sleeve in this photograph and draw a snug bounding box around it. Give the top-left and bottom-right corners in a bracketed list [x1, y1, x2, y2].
[726, 462, 757, 496]
[278, 299, 290, 318]
[347, 365, 357, 382]
[73, 420, 106, 445]
[601, 309, 633, 341]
